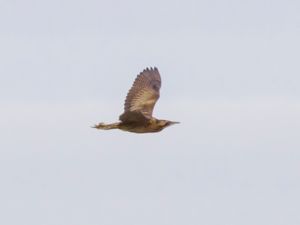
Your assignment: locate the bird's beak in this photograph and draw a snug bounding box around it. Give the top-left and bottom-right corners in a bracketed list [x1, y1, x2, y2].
[168, 121, 180, 126]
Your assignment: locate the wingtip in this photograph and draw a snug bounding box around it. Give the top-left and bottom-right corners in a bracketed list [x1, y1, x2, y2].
[143, 66, 158, 72]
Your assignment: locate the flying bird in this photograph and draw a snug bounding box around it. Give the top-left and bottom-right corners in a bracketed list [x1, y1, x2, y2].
[93, 67, 179, 133]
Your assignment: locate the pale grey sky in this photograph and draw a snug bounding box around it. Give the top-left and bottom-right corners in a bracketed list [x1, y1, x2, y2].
[1, 0, 300, 225]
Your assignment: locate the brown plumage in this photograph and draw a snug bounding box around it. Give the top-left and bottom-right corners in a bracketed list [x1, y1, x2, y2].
[93, 67, 179, 133]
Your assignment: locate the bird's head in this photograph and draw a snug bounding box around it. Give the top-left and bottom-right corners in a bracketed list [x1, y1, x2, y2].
[157, 120, 180, 130]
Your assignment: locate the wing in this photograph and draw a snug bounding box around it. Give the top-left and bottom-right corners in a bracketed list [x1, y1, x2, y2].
[119, 67, 161, 122]
[119, 110, 150, 123]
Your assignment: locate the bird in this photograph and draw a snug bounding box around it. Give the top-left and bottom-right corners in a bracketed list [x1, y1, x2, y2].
[93, 67, 179, 133]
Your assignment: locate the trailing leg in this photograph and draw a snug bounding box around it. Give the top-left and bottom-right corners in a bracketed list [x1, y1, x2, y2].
[93, 122, 120, 130]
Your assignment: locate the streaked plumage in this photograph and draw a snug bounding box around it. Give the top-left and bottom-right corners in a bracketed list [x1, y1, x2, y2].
[93, 67, 179, 133]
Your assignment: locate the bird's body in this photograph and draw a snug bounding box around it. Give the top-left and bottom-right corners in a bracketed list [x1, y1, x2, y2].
[96, 118, 175, 133]
[93, 67, 179, 133]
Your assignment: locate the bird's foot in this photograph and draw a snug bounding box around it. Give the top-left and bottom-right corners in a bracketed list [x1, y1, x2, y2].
[92, 122, 105, 129]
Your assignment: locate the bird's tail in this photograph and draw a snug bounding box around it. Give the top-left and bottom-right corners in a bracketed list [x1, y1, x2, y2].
[92, 122, 120, 130]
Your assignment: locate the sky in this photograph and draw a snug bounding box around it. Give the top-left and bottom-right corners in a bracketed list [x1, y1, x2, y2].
[0, 0, 300, 224]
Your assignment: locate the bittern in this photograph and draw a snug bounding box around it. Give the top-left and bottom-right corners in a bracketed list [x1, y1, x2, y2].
[93, 67, 179, 133]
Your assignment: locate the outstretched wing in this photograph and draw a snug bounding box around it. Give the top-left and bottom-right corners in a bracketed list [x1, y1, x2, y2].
[119, 67, 161, 122]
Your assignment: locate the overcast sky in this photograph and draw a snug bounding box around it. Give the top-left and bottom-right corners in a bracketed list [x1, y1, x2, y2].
[1, 0, 300, 225]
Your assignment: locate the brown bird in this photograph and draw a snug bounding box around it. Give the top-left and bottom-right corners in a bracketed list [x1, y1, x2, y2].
[93, 67, 179, 133]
